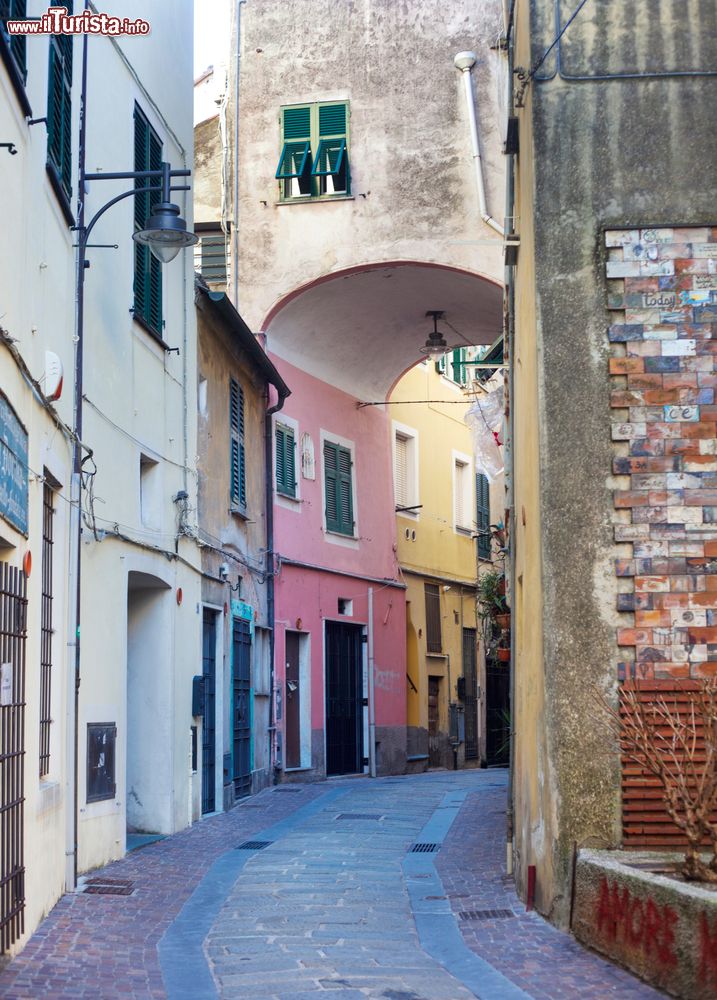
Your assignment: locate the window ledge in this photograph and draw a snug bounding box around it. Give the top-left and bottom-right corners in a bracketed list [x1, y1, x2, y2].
[131, 313, 173, 351]
[277, 195, 355, 207]
[230, 506, 249, 521]
[325, 528, 356, 540]
[455, 526, 473, 536]
[426, 651, 447, 658]
[276, 489, 299, 502]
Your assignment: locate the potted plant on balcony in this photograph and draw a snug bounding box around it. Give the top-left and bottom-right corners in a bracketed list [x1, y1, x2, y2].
[478, 569, 510, 663]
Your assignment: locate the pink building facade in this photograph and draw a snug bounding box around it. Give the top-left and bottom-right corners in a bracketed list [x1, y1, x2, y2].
[270, 358, 407, 779]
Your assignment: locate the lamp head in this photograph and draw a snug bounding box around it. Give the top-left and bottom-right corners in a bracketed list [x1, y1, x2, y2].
[133, 201, 199, 263]
[419, 310, 449, 356]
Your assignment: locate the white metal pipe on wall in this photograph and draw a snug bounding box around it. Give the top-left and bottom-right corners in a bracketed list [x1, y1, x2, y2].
[454, 51, 504, 236]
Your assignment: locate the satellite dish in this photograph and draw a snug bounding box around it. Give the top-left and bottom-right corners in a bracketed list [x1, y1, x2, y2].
[44, 351, 63, 402]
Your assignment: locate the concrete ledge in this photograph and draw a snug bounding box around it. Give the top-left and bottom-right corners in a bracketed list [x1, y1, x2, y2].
[573, 849, 717, 999]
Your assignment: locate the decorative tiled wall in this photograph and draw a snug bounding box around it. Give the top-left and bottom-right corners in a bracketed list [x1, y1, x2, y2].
[607, 226, 717, 680]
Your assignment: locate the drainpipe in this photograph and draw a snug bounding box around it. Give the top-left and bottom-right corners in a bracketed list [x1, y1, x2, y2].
[265, 382, 289, 779]
[504, 2, 517, 880]
[454, 51, 504, 237]
[231, 0, 245, 310]
[368, 586, 376, 777]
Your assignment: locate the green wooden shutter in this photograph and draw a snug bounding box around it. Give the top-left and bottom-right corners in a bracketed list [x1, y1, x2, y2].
[324, 441, 353, 535]
[278, 106, 312, 196]
[318, 103, 346, 137]
[476, 473, 491, 559]
[133, 105, 163, 337]
[275, 425, 296, 498]
[46, 6, 73, 201]
[230, 379, 246, 510]
[451, 349, 467, 385]
[315, 102, 349, 193]
[2, 0, 28, 81]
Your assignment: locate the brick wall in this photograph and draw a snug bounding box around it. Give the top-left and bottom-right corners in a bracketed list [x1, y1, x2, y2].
[608, 227, 717, 682]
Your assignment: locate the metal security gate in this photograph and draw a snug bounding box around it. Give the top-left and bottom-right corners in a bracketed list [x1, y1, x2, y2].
[201, 610, 216, 814]
[232, 616, 252, 798]
[0, 562, 27, 953]
[325, 621, 363, 776]
[486, 659, 510, 767]
[462, 627, 478, 759]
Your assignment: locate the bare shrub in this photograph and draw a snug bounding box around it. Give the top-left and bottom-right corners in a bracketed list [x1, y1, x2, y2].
[601, 678, 717, 883]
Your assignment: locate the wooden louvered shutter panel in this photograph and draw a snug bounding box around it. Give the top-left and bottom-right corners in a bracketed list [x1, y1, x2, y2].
[394, 436, 408, 509]
[6, 0, 28, 80]
[230, 379, 245, 510]
[424, 583, 442, 654]
[133, 108, 149, 325]
[285, 428, 296, 497]
[148, 129, 163, 334]
[337, 446, 353, 534]
[318, 103, 346, 138]
[280, 106, 312, 195]
[275, 426, 286, 493]
[476, 473, 491, 559]
[455, 461, 466, 527]
[324, 442, 339, 532]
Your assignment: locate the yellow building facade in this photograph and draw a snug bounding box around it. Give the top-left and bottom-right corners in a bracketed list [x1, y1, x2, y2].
[389, 354, 504, 770]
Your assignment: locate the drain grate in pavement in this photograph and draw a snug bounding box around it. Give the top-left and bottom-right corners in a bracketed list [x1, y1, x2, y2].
[86, 876, 133, 887]
[336, 812, 384, 820]
[409, 842, 439, 853]
[459, 908, 515, 921]
[273, 787, 302, 792]
[236, 840, 273, 850]
[84, 882, 134, 896]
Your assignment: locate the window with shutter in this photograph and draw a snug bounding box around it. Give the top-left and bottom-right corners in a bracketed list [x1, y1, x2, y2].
[276, 101, 350, 200]
[476, 473, 491, 560]
[394, 435, 408, 510]
[275, 424, 296, 498]
[424, 583, 442, 654]
[196, 227, 229, 284]
[324, 440, 354, 536]
[230, 378, 246, 512]
[454, 459, 470, 531]
[46, 3, 73, 205]
[133, 104, 163, 338]
[1, 1, 28, 85]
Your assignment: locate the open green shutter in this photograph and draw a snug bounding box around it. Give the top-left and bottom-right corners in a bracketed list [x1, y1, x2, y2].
[337, 446, 353, 534]
[285, 429, 296, 496]
[230, 379, 245, 510]
[324, 442, 339, 531]
[46, 18, 72, 201]
[275, 426, 286, 491]
[476, 473, 490, 559]
[3, 0, 28, 80]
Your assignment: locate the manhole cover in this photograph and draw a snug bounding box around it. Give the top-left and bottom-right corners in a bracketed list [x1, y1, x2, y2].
[236, 840, 273, 850]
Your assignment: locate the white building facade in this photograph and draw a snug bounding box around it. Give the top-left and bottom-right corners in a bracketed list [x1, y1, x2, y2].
[0, 0, 200, 956]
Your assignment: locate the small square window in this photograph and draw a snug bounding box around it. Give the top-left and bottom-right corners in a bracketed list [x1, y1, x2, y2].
[87, 723, 116, 803]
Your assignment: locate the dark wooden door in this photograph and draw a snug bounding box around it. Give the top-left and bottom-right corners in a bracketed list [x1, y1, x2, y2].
[486, 659, 510, 766]
[232, 616, 252, 798]
[285, 631, 301, 769]
[462, 627, 478, 759]
[201, 610, 216, 814]
[428, 676, 441, 767]
[325, 622, 363, 776]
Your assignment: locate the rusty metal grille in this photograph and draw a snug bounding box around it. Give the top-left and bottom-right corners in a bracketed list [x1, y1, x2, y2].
[39, 482, 54, 778]
[424, 583, 442, 654]
[0, 562, 28, 953]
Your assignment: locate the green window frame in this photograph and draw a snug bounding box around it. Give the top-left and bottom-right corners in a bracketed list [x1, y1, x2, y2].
[436, 348, 469, 386]
[276, 101, 350, 200]
[46, 1, 73, 204]
[476, 473, 491, 560]
[133, 103, 163, 338]
[230, 378, 246, 512]
[324, 440, 354, 536]
[1, 0, 27, 83]
[275, 424, 296, 498]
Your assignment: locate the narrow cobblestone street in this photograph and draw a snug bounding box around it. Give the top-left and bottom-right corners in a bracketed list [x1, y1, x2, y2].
[0, 772, 661, 1000]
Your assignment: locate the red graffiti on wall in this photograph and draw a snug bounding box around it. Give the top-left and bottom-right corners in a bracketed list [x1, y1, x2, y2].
[700, 912, 717, 987]
[596, 878, 678, 968]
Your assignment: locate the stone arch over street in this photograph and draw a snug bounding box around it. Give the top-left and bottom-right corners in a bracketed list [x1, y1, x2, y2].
[261, 261, 503, 401]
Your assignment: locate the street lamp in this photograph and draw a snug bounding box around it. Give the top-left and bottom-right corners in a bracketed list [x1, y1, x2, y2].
[131, 161, 199, 262]
[420, 310, 451, 356]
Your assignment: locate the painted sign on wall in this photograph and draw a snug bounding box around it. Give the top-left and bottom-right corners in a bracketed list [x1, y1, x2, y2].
[0, 393, 28, 535]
